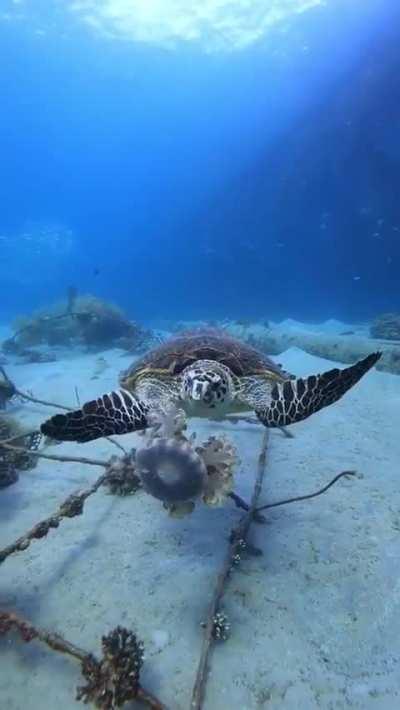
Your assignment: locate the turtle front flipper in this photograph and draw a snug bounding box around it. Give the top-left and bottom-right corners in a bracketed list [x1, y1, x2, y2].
[255, 352, 381, 428]
[41, 390, 150, 443]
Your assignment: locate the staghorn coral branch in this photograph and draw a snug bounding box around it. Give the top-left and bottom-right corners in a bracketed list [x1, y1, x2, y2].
[191, 429, 270, 710]
[0, 611, 165, 709]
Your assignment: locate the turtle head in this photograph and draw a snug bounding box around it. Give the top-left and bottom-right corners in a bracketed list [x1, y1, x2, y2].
[181, 360, 233, 410]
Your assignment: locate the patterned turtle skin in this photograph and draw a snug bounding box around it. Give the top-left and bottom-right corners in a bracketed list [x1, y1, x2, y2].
[120, 329, 291, 388]
[40, 329, 381, 443]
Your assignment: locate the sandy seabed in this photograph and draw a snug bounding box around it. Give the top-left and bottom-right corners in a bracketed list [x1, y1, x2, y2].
[1, 325, 399, 710]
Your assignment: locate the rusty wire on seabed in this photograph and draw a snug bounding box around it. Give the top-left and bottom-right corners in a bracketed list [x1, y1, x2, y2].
[0, 611, 165, 710]
[191, 429, 270, 710]
[190, 432, 359, 710]
[0, 397, 360, 708]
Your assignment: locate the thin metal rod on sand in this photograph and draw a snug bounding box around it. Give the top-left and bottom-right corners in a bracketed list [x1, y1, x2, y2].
[191, 429, 270, 710]
[256, 470, 357, 512]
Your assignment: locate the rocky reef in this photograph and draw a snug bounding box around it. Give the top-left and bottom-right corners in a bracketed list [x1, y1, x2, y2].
[2, 292, 156, 355]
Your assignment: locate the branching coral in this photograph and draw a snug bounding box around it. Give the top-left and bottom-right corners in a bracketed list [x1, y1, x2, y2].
[0, 612, 164, 710]
[145, 406, 188, 441]
[196, 436, 238, 507]
[77, 626, 145, 708]
[103, 452, 141, 496]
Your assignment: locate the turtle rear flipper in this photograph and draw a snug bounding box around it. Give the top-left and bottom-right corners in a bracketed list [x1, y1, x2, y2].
[41, 389, 149, 443]
[256, 352, 381, 428]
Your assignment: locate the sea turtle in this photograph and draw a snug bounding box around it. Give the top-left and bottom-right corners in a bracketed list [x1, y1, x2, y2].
[40, 330, 381, 443]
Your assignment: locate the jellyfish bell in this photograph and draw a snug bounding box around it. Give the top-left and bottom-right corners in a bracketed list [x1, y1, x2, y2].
[135, 437, 208, 504]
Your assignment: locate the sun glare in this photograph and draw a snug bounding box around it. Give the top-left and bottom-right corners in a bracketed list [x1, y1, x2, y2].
[68, 0, 323, 51]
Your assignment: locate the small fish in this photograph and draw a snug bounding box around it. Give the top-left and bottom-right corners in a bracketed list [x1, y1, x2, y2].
[353, 276, 361, 281]
[93, 267, 100, 276]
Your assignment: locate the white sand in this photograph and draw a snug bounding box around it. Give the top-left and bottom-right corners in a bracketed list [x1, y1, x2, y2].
[1, 340, 400, 709]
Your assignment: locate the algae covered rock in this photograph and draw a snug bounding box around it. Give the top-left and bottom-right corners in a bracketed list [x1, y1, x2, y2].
[370, 313, 400, 341]
[2, 293, 155, 353]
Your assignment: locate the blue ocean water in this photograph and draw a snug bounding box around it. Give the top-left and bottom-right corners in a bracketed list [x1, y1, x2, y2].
[2, 5, 400, 709]
[0, 0, 399, 324]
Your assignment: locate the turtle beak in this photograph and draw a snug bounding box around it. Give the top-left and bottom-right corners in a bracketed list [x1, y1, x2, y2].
[191, 380, 211, 401]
